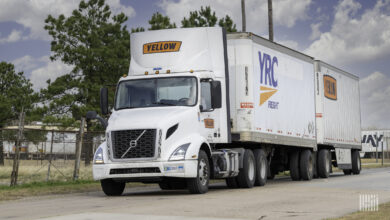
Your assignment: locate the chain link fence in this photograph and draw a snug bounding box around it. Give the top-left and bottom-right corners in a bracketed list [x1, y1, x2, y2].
[0, 127, 104, 186]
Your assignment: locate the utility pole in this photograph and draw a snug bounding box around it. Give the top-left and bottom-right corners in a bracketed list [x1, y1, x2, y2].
[10, 108, 25, 186]
[73, 118, 85, 181]
[268, 0, 274, 42]
[241, 0, 246, 32]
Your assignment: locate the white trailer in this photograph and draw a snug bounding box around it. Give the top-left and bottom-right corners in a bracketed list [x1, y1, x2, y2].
[361, 130, 390, 158]
[89, 27, 362, 196]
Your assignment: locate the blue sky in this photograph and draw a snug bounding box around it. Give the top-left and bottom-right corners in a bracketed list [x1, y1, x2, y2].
[0, 0, 390, 129]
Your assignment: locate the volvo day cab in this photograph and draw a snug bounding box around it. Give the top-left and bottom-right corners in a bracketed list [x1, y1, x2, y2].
[88, 27, 362, 196]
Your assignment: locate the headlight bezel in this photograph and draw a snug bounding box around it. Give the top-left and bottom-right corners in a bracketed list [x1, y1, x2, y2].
[93, 147, 104, 164]
[168, 143, 190, 161]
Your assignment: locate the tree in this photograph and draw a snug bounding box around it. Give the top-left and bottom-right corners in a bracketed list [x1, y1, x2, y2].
[181, 6, 218, 28]
[181, 6, 237, 32]
[148, 12, 176, 30]
[218, 15, 237, 32]
[0, 62, 36, 165]
[131, 27, 145, 33]
[43, 0, 130, 164]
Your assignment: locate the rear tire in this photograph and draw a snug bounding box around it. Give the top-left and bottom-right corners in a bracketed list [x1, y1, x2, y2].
[289, 150, 300, 181]
[352, 150, 361, 175]
[187, 150, 209, 194]
[101, 179, 125, 196]
[318, 149, 330, 178]
[254, 149, 267, 186]
[343, 169, 352, 175]
[237, 149, 256, 188]
[300, 149, 313, 181]
[225, 177, 239, 188]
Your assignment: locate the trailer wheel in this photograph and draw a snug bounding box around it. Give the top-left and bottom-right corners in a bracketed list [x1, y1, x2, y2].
[187, 150, 209, 194]
[299, 149, 313, 180]
[343, 169, 352, 175]
[253, 149, 267, 186]
[237, 149, 256, 188]
[289, 150, 300, 181]
[225, 177, 239, 188]
[318, 149, 330, 178]
[101, 179, 125, 196]
[352, 150, 361, 175]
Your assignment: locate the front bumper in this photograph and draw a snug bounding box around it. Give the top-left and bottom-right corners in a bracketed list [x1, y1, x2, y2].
[92, 160, 198, 181]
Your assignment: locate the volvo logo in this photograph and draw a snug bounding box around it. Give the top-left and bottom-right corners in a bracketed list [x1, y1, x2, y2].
[121, 130, 147, 158]
[129, 140, 137, 148]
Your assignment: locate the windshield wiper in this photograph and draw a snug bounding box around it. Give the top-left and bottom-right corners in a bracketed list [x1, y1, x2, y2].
[152, 102, 176, 106]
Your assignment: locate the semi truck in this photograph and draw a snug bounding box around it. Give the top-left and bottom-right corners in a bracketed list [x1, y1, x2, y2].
[88, 27, 362, 196]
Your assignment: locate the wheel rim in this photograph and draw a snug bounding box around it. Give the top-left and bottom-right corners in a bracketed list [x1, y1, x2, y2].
[325, 152, 330, 173]
[260, 159, 267, 179]
[199, 159, 208, 186]
[308, 155, 313, 175]
[248, 157, 255, 181]
[357, 156, 361, 170]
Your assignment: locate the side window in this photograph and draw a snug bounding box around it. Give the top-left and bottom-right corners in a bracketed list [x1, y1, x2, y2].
[200, 80, 212, 111]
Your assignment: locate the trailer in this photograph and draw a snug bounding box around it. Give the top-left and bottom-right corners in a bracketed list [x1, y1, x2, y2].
[361, 130, 390, 158]
[88, 27, 362, 196]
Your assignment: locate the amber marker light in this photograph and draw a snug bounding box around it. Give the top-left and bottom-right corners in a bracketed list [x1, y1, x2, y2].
[166, 70, 171, 74]
[155, 70, 159, 74]
[145, 71, 148, 75]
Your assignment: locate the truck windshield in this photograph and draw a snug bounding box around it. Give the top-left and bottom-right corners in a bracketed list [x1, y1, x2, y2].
[115, 77, 197, 110]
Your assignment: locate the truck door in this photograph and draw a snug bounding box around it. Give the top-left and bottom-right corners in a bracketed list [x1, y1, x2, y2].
[199, 78, 230, 143]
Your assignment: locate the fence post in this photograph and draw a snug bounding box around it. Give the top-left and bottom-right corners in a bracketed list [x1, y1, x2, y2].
[73, 118, 85, 181]
[46, 130, 54, 181]
[0, 128, 4, 166]
[10, 109, 25, 186]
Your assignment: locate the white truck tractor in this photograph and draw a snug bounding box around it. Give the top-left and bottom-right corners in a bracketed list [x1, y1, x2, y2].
[87, 27, 362, 196]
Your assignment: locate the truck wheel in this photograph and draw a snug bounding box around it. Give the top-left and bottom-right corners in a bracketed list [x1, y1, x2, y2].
[187, 150, 209, 194]
[289, 150, 300, 181]
[100, 179, 125, 196]
[253, 149, 267, 186]
[352, 150, 361, 175]
[343, 169, 352, 175]
[299, 149, 313, 180]
[237, 149, 256, 188]
[318, 149, 330, 178]
[225, 177, 239, 188]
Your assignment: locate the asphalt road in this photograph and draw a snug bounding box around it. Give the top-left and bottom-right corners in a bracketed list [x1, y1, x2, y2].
[1, 168, 390, 220]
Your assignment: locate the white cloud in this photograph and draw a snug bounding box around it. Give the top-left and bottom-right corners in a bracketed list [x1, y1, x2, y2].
[0, 0, 135, 42]
[12, 55, 41, 72]
[158, 0, 311, 35]
[309, 22, 321, 41]
[0, 29, 23, 43]
[360, 71, 390, 129]
[29, 56, 73, 90]
[305, 0, 390, 66]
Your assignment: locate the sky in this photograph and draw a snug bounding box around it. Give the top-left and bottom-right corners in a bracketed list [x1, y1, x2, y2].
[0, 0, 389, 129]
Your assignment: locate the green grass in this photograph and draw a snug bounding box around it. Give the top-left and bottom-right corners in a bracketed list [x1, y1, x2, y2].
[329, 201, 390, 220]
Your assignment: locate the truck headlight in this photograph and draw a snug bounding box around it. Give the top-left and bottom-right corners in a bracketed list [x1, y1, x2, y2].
[169, 143, 190, 161]
[94, 147, 104, 164]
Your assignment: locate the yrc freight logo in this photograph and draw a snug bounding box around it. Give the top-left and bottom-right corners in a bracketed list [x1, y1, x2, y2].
[258, 51, 278, 109]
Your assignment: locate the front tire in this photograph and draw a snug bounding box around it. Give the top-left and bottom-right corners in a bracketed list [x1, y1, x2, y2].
[237, 149, 256, 188]
[101, 179, 125, 196]
[352, 150, 361, 175]
[254, 149, 267, 186]
[187, 150, 209, 194]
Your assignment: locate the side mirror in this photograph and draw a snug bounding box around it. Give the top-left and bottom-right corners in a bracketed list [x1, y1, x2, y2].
[100, 87, 108, 115]
[86, 110, 108, 129]
[86, 111, 97, 120]
[211, 81, 222, 109]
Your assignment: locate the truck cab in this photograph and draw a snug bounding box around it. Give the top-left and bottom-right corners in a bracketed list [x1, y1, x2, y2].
[92, 27, 234, 195]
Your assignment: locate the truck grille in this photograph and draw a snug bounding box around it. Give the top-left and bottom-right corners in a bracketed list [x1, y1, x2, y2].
[111, 129, 156, 159]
